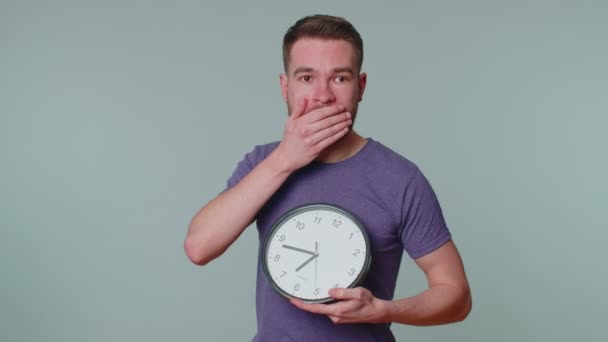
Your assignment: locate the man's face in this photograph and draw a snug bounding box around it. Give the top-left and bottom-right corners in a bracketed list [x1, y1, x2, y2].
[280, 38, 367, 121]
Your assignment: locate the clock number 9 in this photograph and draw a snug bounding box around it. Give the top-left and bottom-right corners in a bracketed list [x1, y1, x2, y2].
[278, 234, 286, 242]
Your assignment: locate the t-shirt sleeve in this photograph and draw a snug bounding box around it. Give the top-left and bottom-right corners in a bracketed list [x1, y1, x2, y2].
[225, 149, 256, 191]
[226, 154, 253, 191]
[225, 143, 277, 191]
[399, 167, 452, 259]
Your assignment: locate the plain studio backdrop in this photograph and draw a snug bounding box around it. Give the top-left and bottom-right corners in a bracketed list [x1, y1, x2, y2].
[1, 0, 607, 341]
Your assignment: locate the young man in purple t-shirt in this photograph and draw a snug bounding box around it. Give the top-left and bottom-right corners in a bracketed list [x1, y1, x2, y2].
[185, 15, 472, 341]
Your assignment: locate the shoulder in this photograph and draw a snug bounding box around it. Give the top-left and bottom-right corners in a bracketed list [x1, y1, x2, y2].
[365, 138, 420, 182]
[226, 141, 280, 189]
[241, 140, 280, 166]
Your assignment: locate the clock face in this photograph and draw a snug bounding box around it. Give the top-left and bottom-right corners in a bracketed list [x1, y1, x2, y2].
[262, 204, 371, 303]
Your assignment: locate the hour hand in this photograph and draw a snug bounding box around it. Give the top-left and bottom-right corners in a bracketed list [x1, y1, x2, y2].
[296, 253, 318, 272]
[282, 244, 316, 256]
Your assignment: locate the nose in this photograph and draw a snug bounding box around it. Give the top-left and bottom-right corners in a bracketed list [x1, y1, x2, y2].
[312, 81, 336, 106]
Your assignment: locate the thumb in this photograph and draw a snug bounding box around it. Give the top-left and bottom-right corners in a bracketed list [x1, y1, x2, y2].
[290, 98, 307, 119]
[329, 287, 349, 300]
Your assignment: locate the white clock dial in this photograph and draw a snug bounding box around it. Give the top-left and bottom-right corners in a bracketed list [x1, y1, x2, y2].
[262, 204, 371, 303]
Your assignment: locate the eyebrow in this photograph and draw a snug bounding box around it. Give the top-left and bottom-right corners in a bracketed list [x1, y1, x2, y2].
[292, 66, 355, 76]
[333, 67, 355, 75]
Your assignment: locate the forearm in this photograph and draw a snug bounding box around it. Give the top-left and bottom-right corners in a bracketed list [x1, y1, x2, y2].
[185, 102, 352, 265]
[184, 150, 292, 265]
[383, 283, 472, 326]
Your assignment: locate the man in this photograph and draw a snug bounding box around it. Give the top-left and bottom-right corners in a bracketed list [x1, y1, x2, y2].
[185, 14, 471, 341]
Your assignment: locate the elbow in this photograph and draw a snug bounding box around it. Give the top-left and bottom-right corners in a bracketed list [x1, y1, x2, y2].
[184, 234, 216, 266]
[454, 288, 473, 322]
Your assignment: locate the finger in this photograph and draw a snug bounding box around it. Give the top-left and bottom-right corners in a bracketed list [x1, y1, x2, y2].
[290, 98, 307, 119]
[328, 314, 358, 324]
[329, 314, 354, 324]
[329, 315, 347, 324]
[292, 298, 362, 324]
[329, 287, 353, 300]
[308, 111, 351, 134]
[289, 298, 334, 315]
[302, 104, 345, 124]
[329, 287, 367, 301]
[315, 127, 350, 151]
[308, 122, 350, 147]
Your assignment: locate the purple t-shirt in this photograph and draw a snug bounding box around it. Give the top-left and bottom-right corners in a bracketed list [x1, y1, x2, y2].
[226, 138, 451, 342]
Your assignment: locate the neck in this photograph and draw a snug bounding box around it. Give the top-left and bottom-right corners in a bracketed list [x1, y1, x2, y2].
[315, 130, 367, 163]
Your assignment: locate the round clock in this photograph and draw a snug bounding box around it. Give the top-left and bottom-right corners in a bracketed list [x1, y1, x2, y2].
[262, 203, 372, 303]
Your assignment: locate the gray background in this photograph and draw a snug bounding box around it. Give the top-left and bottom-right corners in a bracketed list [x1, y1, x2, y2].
[2, 0, 607, 341]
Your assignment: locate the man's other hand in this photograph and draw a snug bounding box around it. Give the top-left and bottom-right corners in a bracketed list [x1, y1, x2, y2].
[274, 98, 352, 172]
[290, 287, 388, 324]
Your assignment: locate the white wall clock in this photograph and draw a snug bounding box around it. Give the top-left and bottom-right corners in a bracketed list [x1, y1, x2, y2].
[262, 203, 372, 303]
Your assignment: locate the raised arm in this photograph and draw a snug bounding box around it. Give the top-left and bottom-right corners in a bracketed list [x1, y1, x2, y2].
[184, 151, 292, 266]
[184, 100, 353, 265]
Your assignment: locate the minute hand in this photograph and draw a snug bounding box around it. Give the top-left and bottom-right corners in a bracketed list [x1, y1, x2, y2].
[282, 244, 316, 256]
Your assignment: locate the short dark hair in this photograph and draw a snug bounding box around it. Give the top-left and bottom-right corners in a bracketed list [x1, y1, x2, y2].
[282, 14, 364, 72]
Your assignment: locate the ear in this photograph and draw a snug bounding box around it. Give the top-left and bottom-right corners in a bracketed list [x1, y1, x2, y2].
[357, 72, 367, 102]
[279, 73, 288, 102]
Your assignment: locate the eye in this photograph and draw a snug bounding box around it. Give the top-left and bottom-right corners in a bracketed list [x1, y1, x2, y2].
[300, 75, 312, 82]
[335, 76, 348, 83]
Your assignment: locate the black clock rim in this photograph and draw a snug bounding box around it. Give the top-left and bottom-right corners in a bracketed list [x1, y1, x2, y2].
[261, 203, 373, 304]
